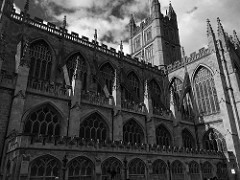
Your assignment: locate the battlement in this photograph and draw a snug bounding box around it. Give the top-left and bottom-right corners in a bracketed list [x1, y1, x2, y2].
[10, 10, 165, 76]
[167, 47, 211, 73]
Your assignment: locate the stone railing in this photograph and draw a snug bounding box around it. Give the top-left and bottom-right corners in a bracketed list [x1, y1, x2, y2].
[27, 78, 71, 98]
[10, 11, 165, 76]
[153, 107, 172, 118]
[9, 134, 225, 159]
[121, 100, 146, 114]
[81, 91, 113, 107]
[0, 70, 16, 89]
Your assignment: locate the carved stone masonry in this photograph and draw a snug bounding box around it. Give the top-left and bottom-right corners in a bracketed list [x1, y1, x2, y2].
[19, 39, 31, 68]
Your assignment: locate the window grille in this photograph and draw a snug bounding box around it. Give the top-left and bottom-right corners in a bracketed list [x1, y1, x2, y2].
[66, 54, 87, 90]
[194, 67, 220, 115]
[171, 161, 184, 180]
[156, 125, 172, 147]
[102, 157, 122, 180]
[202, 162, 213, 179]
[123, 119, 144, 144]
[68, 157, 94, 180]
[29, 41, 52, 80]
[189, 161, 200, 180]
[129, 159, 145, 175]
[126, 72, 140, 100]
[30, 156, 60, 180]
[79, 113, 108, 141]
[100, 63, 115, 95]
[24, 105, 60, 136]
[182, 129, 195, 149]
[152, 160, 167, 175]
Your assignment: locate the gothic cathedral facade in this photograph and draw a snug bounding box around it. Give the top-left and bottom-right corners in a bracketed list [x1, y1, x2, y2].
[0, 0, 240, 180]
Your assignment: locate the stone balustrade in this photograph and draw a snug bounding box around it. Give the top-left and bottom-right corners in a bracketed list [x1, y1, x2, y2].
[81, 91, 113, 107]
[9, 134, 225, 159]
[121, 100, 146, 114]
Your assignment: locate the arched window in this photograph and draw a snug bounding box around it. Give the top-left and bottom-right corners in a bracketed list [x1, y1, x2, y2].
[182, 129, 195, 149]
[29, 41, 53, 80]
[156, 125, 172, 147]
[189, 161, 200, 180]
[102, 157, 123, 180]
[66, 53, 87, 90]
[68, 156, 94, 180]
[202, 162, 213, 179]
[123, 119, 144, 144]
[171, 161, 184, 180]
[216, 162, 228, 180]
[152, 160, 167, 179]
[182, 91, 194, 121]
[129, 159, 145, 180]
[170, 78, 182, 107]
[23, 104, 61, 136]
[194, 67, 220, 115]
[79, 113, 108, 141]
[99, 63, 115, 95]
[126, 72, 140, 101]
[203, 129, 225, 152]
[150, 80, 164, 109]
[30, 155, 60, 180]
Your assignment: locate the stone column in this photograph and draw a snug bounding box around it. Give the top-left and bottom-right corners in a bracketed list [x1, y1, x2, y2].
[7, 43, 30, 134]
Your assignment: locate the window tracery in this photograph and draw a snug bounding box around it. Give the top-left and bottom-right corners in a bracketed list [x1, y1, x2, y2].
[99, 63, 115, 95]
[150, 80, 163, 109]
[189, 161, 200, 180]
[203, 129, 225, 152]
[79, 113, 108, 141]
[202, 162, 213, 179]
[152, 160, 167, 175]
[216, 162, 228, 180]
[194, 67, 220, 115]
[29, 41, 53, 80]
[125, 72, 140, 101]
[156, 125, 172, 147]
[30, 156, 60, 180]
[182, 129, 195, 149]
[129, 159, 145, 175]
[102, 157, 122, 180]
[170, 78, 182, 107]
[171, 161, 184, 180]
[123, 119, 144, 144]
[68, 157, 94, 179]
[23, 105, 61, 136]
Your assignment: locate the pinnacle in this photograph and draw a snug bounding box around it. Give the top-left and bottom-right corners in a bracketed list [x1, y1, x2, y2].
[24, 0, 30, 14]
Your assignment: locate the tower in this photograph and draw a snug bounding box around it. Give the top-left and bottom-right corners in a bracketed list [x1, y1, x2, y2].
[128, 1, 181, 66]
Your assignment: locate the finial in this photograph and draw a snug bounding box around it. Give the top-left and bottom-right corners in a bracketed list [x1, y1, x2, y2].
[94, 29, 97, 42]
[120, 41, 123, 53]
[206, 19, 214, 37]
[63, 15, 67, 29]
[24, 0, 30, 14]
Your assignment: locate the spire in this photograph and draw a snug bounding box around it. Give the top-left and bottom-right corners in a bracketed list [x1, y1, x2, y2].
[207, 19, 214, 37]
[168, 2, 176, 19]
[151, 0, 160, 18]
[120, 40, 123, 53]
[63, 15, 67, 29]
[24, 0, 30, 15]
[206, 19, 217, 51]
[233, 30, 240, 47]
[129, 14, 135, 25]
[94, 29, 97, 42]
[217, 17, 225, 38]
[217, 17, 228, 50]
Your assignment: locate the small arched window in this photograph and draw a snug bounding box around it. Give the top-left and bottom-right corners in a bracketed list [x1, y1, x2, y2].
[202, 162, 213, 179]
[123, 119, 144, 144]
[152, 160, 167, 178]
[129, 159, 145, 175]
[194, 67, 220, 115]
[68, 157, 94, 179]
[29, 41, 53, 80]
[30, 156, 60, 180]
[189, 161, 200, 180]
[66, 54, 87, 90]
[156, 125, 172, 147]
[102, 157, 122, 180]
[216, 162, 228, 180]
[203, 129, 225, 152]
[23, 104, 61, 136]
[126, 72, 140, 101]
[99, 63, 115, 95]
[79, 113, 108, 141]
[171, 161, 184, 180]
[182, 129, 195, 149]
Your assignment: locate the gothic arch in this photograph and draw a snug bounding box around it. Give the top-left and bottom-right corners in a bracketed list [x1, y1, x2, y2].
[79, 112, 109, 141]
[202, 161, 213, 179]
[182, 128, 196, 149]
[22, 102, 64, 136]
[152, 159, 167, 175]
[67, 156, 95, 179]
[128, 158, 146, 175]
[64, 50, 90, 69]
[155, 124, 172, 147]
[99, 61, 117, 71]
[171, 160, 184, 180]
[29, 154, 61, 180]
[29, 38, 56, 56]
[123, 118, 145, 144]
[169, 76, 183, 91]
[191, 64, 215, 83]
[102, 157, 123, 179]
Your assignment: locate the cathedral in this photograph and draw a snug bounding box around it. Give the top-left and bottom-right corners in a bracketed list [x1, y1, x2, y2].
[0, 0, 240, 180]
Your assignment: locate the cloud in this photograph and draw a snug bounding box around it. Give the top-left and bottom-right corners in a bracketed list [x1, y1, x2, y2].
[14, 0, 240, 56]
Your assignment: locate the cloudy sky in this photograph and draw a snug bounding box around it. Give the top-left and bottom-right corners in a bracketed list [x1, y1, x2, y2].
[14, 0, 240, 55]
